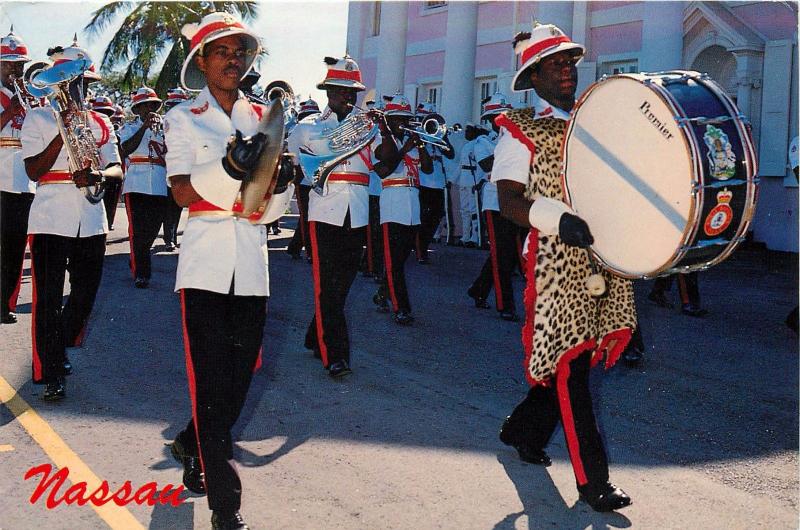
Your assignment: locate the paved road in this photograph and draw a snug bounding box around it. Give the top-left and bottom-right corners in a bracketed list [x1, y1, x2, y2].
[0, 205, 797, 529]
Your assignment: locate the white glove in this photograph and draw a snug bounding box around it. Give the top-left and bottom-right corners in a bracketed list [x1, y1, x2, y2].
[528, 197, 573, 235]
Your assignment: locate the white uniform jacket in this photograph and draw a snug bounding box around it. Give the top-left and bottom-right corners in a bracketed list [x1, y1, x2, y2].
[164, 87, 293, 297]
[119, 117, 168, 196]
[474, 131, 499, 212]
[492, 88, 571, 255]
[459, 139, 479, 188]
[418, 143, 447, 189]
[373, 135, 422, 226]
[287, 106, 371, 228]
[0, 87, 36, 194]
[21, 106, 121, 237]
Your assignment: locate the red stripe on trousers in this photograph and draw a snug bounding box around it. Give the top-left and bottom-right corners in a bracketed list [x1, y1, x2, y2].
[124, 194, 137, 279]
[71, 325, 87, 348]
[179, 290, 208, 489]
[366, 223, 373, 274]
[555, 343, 598, 486]
[29, 235, 42, 382]
[677, 274, 689, 305]
[415, 232, 422, 258]
[8, 235, 30, 312]
[308, 221, 329, 366]
[253, 346, 263, 373]
[382, 223, 399, 312]
[486, 211, 504, 311]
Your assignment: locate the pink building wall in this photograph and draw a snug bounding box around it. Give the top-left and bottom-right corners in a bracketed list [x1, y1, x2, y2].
[404, 51, 446, 85]
[731, 3, 799, 40]
[406, 3, 447, 44]
[588, 21, 644, 62]
[475, 42, 510, 72]
[588, 1, 641, 12]
[359, 57, 377, 96]
[477, 1, 513, 29]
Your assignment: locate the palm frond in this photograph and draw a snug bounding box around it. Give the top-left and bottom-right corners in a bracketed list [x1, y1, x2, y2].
[84, 1, 135, 40]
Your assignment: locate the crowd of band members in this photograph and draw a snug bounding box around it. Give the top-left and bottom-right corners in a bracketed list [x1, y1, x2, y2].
[0, 16, 730, 527]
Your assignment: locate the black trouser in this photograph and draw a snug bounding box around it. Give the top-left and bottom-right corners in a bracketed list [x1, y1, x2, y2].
[470, 210, 517, 312]
[363, 195, 383, 275]
[102, 179, 122, 229]
[504, 349, 609, 495]
[30, 233, 106, 384]
[161, 187, 183, 246]
[176, 288, 266, 513]
[378, 222, 417, 313]
[416, 186, 444, 260]
[124, 192, 168, 280]
[305, 216, 365, 367]
[286, 184, 311, 258]
[651, 272, 701, 306]
[1, 191, 34, 315]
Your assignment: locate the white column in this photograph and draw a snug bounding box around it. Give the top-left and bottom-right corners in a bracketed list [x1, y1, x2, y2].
[536, 1, 573, 35]
[640, 1, 683, 71]
[441, 1, 478, 125]
[346, 1, 364, 59]
[733, 49, 764, 144]
[375, 1, 409, 98]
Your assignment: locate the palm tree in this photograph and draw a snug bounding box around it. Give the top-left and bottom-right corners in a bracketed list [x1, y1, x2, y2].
[84, 1, 260, 96]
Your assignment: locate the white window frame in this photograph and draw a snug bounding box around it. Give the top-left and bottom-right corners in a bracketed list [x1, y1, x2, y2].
[371, 1, 381, 37]
[474, 76, 498, 122]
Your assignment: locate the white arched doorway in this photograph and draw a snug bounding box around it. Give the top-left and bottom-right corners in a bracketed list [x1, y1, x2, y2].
[691, 45, 738, 101]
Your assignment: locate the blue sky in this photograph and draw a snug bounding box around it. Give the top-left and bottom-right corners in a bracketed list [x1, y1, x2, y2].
[1, 1, 349, 104]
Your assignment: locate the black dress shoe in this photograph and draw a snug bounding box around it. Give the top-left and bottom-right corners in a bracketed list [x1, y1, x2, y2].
[164, 243, 176, 252]
[499, 417, 551, 466]
[579, 482, 632, 512]
[327, 360, 352, 378]
[63, 355, 73, 375]
[170, 439, 206, 494]
[134, 277, 149, 289]
[500, 310, 519, 322]
[647, 291, 673, 308]
[622, 347, 644, 365]
[394, 311, 414, 326]
[211, 510, 249, 530]
[681, 303, 708, 318]
[373, 292, 390, 313]
[42, 378, 66, 402]
[467, 288, 490, 309]
[1, 311, 17, 324]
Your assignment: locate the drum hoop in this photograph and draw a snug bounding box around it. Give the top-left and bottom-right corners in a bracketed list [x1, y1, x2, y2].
[560, 73, 701, 279]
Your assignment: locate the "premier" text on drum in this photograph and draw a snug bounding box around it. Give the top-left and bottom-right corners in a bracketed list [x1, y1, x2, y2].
[639, 101, 674, 141]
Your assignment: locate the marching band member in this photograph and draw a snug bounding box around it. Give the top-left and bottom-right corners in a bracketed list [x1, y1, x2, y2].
[164, 13, 293, 529]
[467, 93, 519, 321]
[362, 98, 385, 280]
[458, 124, 480, 247]
[493, 24, 636, 512]
[90, 95, 123, 230]
[161, 86, 191, 251]
[119, 87, 168, 288]
[414, 102, 454, 264]
[371, 93, 433, 325]
[21, 43, 122, 401]
[0, 27, 35, 324]
[288, 55, 376, 377]
[286, 96, 319, 261]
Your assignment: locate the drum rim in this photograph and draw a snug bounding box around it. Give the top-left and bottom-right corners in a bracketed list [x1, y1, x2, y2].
[561, 73, 701, 279]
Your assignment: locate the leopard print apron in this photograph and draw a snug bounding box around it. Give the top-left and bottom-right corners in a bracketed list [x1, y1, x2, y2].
[497, 109, 637, 386]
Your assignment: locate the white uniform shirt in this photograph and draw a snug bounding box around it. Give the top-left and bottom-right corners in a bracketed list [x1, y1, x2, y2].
[21, 106, 121, 237]
[475, 130, 499, 212]
[287, 106, 371, 227]
[164, 87, 292, 297]
[493, 89, 571, 254]
[373, 135, 421, 226]
[419, 143, 447, 189]
[459, 139, 479, 188]
[119, 117, 168, 196]
[0, 87, 36, 193]
[368, 170, 382, 197]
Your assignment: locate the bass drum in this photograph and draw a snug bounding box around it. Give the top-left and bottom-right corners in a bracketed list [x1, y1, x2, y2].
[562, 71, 758, 279]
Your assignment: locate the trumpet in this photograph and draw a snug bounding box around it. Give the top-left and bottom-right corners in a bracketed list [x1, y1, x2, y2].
[264, 80, 298, 134]
[400, 116, 449, 149]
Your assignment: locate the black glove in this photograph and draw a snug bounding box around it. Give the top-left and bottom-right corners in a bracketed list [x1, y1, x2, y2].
[72, 168, 104, 188]
[558, 213, 594, 248]
[221, 130, 269, 181]
[272, 154, 296, 194]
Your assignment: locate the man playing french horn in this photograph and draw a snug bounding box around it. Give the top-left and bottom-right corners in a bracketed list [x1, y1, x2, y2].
[287, 54, 385, 378]
[20, 42, 122, 402]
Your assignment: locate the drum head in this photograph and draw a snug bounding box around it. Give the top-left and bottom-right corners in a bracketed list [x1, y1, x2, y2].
[563, 76, 694, 277]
